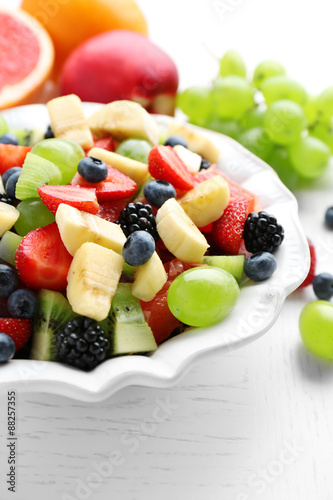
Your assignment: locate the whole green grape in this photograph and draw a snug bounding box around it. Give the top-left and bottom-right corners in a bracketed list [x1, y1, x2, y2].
[303, 96, 320, 126]
[300, 301, 333, 360]
[309, 122, 333, 153]
[116, 139, 152, 164]
[316, 86, 333, 123]
[0, 114, 9, 136]
[211, 76, 254, 120]
[32, 138, 85, 184]
[253, 60, 286, 89]
[237, 127, 273, 161]
[219, 50, 246, 78]
[261, 76, 307, 105]
[177, 87, 213, 123]
[242, 106, 266, 129]
[264, 100, 306, 145]
[267, 146, 299, 190]
[14, 199, 55, 236]
[202, 118, 243, 139]
[289, 136, 330, 179]
[167, 266, 239, 327]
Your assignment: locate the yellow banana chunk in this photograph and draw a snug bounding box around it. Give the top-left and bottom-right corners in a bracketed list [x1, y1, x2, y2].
[167, 122, 220, 163]
[56, 203, 126, 256]
[178, 175, 230, 227]
[67, 242, 124, 322]
[88, 100, 159, 145]
[173, 145, 202, 174]
[0, 202, 19, 237]
[156, 198, 209, 263]
[88, 147, 149, 186]
[132, 252, 168, 302]
[47, 94, 94, 150]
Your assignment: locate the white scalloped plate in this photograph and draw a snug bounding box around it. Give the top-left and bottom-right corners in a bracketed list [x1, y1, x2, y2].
[0, 103, 309, 402]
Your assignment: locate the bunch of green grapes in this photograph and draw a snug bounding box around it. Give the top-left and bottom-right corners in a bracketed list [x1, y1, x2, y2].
[177, 50, 333, 190]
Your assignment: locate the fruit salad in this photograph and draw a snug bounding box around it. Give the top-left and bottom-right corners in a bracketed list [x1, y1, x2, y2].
[0, 96, 284, 370]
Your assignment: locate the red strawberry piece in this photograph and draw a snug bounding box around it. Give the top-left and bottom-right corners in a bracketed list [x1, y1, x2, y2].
[71, 164, 137, 202]
[38, 184, 99, 215]
[0, 144, 31, 175]
[148, 145, 194, 191]
[212, 198, 249, 254]
[93, 137, 116, 152]
[96, 200, 127, 222]
[299, 239, 316, 288]
[15, 223, 72, 292]
[0, 317, 32, 352]
[198, 222, 213, 233]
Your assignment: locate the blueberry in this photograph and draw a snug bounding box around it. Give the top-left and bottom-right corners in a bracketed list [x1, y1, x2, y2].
[77, 157, 108, 183]
[0, 132, 19, 145]
[0, 264, 18, 298]
[5, 170, 21, 199]
[7, 289, 39, 319]
[199, 158, 211, 170]
[143, 180, 177, 207]
[44, 125, 54, 139]
[122, 230, 155, 267]
[244, 251, 277, 281]
[2, 166, 22, 188]
[164, 135, 188, 148]
[312, 273, 333, 300]
[325, 207, 333, 229]
[0, 333, 16, 362]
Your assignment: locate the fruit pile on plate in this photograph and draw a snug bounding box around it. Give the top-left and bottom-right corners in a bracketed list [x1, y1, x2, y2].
[0, 96, 284, 371]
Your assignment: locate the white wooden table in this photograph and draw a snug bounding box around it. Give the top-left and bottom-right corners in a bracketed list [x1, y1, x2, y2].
[1, 0, 333, 498]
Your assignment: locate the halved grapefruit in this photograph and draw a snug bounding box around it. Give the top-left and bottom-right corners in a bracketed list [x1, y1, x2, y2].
[0, 9, 54, 110]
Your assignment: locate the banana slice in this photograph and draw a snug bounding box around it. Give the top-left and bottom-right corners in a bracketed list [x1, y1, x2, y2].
[173, 145, 202, 174]
[178, 175, 230, 227]
[132, 251, 168, 302]
[67, 242, 124, 322]
[88, 100, 159, 145]
[47, 94, 94, 150]
[167, 122, 220, 163]
[156, 198, 209, 262]
[0, 202, 20, 237]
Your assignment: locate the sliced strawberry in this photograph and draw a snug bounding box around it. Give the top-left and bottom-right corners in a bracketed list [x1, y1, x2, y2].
[299, 239, 316, 288]
[148, 145, 194, 191]
[71, 164, 137, 202]
[38, 184, 99, 215]
[93, 137, 116, 152]
[15, 223, 72, 291]
[198, 222, 213, 233]
[212, 198, 249, 254]
[0, 317, 32, 352]
[0, 144, 31, 175]
[96, 200, 127, 222]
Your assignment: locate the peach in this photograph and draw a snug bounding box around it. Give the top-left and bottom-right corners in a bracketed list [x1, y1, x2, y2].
[60, 30, 179, 116]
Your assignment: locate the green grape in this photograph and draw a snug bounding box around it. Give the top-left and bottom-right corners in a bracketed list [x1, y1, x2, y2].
[267, 146, 299, 190]
[289, 136, 330, 179]
[253, 60, 286, 89]
[261, 76, 307, 105]
[14, 199, 55, 236]
[237, 127, 273, 161]
[242, 106, 266, 129]
[219, 50, 246, 78]
[116, 139, 152, 164]
[32, 138, 85, 184]
[303, 96, 320, 126]
[0, 114, 9, 136]
[299, 301, 333, 360]
[177, 86, 213, 123]
[264, 100, 306, 145]
[309, 121, 333, 153]
[211, 76, 254, 120]
[202, 118, 243, 139]
[316, 86, 333, 122]
[167, 266, 239, 327]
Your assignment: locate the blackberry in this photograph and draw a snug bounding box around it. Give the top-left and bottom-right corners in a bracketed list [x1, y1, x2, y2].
[116, 201, 159, 241]
[0, 193, 15, 206]
[243, 211, 284, 254]
[56, 316, 109, 371]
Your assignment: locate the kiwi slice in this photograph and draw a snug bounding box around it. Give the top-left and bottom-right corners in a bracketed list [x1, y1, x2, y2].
[15, 152, 62, 200]
[31, 289, 77, 362]
[202, 254, 245, 283]
[10, 128, 45, 147]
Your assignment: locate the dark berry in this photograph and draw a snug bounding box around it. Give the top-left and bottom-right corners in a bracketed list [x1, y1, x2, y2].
[117, 201, 159, 241]
[56, 316, 109, 371]
[2, 166, 22, 188]
[164, 135, 188, 148]
[122, 230, 155, 266]
[199, 158, 211, 170]
[0, 132, 19, 145]
[243, 211, 284, 253]
[5, 170, 21, 199]
[0, 264, 18, 298]
[325, 207, 333, 229]
[244, 251, 277, 281]
[77, 156, 108, 183]
[0, 333, 16, 362]
[44, 125, 54, 139]
[0, 193, 15, 206]
[312, 273, 333, 300]
[7, 289, 39, 318]
[144, 180, 177, 207]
